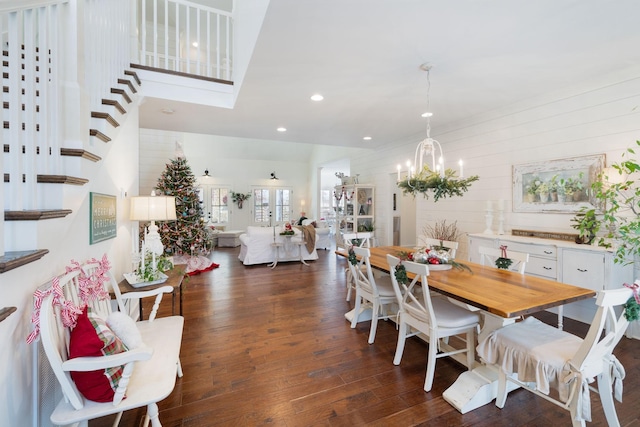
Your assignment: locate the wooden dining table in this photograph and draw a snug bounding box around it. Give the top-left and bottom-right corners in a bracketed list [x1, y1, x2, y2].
[338, 245, 596, 414]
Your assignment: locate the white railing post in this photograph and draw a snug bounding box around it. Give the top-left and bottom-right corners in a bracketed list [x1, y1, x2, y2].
[137, 0, 233, 80]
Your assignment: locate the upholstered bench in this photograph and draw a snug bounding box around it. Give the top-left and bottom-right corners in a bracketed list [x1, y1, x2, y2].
[217, 230, 244, 247]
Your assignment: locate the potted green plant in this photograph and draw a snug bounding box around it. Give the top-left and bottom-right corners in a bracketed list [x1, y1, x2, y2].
[565, 172, 585, 202]
[537, 182, 550, 203]
[570, 209, 600, 245]
[524, 176, 542, 202]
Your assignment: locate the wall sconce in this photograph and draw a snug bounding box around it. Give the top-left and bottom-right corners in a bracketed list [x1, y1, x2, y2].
[270, 172, 279, 180]
[203, 169, 210, 177]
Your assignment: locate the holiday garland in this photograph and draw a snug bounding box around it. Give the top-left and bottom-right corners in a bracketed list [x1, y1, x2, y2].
[397, 167, 479, 201]
[623, 283, 640, 321]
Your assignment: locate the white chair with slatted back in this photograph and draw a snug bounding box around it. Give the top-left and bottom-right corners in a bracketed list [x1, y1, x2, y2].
[477, 286, 633, 427]
[478, 246, 529, 274]
[387, 254, 481, 392]
[38, 259, 184, 427]
[349, 246, 396, 344]
[423, 238, 459, 259]
[343, 232, 373, 301]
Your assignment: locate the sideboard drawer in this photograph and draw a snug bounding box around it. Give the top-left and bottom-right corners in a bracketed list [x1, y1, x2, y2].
[498, 240, 557, 259]
[526, 256, 557, 279]
[562, 250, 605, 291]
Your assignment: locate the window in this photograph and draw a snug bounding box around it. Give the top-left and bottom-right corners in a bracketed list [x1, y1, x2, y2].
[210, 188, 229, 223]
[252, 187, 292, 225]
[200, 185, 229, 224]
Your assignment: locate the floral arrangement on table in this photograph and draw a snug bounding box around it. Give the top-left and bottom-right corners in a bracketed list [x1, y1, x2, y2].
[394, 247, 471, 285]
[280, 222, 295, 236]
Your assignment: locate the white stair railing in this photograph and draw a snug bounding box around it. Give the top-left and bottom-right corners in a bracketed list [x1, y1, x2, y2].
[139, 0, 233, 81]
[1, 2, 65, 212]
[84, 0, 131, 113]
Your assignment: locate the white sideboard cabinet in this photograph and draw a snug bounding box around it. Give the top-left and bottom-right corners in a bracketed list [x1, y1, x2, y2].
[468, 233, 633, 325]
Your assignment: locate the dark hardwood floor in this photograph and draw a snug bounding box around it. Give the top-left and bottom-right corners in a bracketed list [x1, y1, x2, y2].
[91, 246, 640, 426]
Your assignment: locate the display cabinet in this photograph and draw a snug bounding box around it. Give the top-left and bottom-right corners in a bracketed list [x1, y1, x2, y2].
[334, 184, 375, 234]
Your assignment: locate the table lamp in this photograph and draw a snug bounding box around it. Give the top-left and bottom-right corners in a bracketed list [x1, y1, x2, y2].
[130, 191, 177, 277]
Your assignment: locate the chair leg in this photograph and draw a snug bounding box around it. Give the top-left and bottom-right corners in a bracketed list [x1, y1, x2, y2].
[495, 369, 508, 408]
[568, 385, 587, 427]
[351, 294, 361, 329]
[368, 300, 379, 344]
[177, 358, 183, 378]
[345, 269, 353, 301]
[598, 370, 621, 427]
[424, 336, 438, 392]
[111, 411, 123, 427]
[393, 321, 408, 365]
[147, 402, 162, 427]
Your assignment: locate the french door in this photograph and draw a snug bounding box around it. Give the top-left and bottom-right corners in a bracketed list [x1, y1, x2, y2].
[252, 187, 293, 226]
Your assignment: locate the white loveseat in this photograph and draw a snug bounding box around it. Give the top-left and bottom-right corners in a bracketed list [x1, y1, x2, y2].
[238, 226, 319, 266]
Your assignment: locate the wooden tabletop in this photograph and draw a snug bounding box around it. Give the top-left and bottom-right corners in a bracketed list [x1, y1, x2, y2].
[339, 246, 595, 319]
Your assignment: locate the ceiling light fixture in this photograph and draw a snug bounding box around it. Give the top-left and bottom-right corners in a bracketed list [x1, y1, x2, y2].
[396, 64, 479, 201]
[363, 136, 372, 141]
[161, 108, 174, 114]
[270, 172, 279, 180]
[310, 94, 324, 101]
[277, 127, 287, 132]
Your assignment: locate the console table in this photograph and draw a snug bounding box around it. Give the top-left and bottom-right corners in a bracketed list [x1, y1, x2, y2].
[117, 267, 185, 320]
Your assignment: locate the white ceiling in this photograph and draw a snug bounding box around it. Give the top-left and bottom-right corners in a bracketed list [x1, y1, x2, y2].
[139, 0, 640, 150]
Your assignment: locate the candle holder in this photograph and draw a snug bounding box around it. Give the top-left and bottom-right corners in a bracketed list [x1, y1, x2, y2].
[483, 210, 494, 234]
[498, 210, 505, 235]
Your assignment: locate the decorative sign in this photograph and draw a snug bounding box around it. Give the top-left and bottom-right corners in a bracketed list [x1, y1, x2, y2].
[90, 192, 117, 244]
[512, 229, 578, 242]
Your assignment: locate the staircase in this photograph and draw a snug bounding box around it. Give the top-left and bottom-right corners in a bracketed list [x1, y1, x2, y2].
[0, 0, 140, 274]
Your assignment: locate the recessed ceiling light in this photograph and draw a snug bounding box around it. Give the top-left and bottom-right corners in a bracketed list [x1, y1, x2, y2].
[161, 108, 174, 114]
[277, 127, 287, 132]
[421, 112, 433, 118]
[310, 94, 324, 101]
[192, 42, 198, 47]
[363, 136, 372, 141]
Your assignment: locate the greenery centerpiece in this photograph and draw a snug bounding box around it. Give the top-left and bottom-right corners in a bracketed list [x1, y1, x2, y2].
[280, 222, 295, 236]
[397, 167, 479, 202]
[393, 248, 472, 284]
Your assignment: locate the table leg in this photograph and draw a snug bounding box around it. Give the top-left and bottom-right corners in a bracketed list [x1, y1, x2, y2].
[179, 280, 183, 316]
[442, 313, 518, 414]
[172, 291, 176, 316]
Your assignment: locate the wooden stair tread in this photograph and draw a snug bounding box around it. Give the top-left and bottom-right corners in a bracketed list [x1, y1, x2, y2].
[60, 148, 101, 162]
[102, 98, 126, 114]
[89, 129, 111, 142]
[37, 175, 88, 185]
[91, 111, 119, 127]
[118, 78, 137, 94]
[110, 88, 131, 104]
[0, 249, 49, 274]
[124, 70, 141, 85]
[5, 209, 72, 220]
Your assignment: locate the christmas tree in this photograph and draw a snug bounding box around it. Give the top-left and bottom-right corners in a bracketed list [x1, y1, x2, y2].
[155, 156, 212, 256]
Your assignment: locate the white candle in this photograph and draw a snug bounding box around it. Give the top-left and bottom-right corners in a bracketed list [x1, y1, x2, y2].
[498, 199, 505, 211]
[458, 159, 464, 178]
[397, 164, 401, 181]
[140, 240, 146, 273]
[406, 160, 412, 179]
[438, 156, 444, 178]
[410, 166, 415, 179]
[486, 200, 493, 211]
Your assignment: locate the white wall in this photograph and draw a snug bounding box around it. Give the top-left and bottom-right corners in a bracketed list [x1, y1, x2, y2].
[0, 109, 140, 427]
[349, 65, 640, 261]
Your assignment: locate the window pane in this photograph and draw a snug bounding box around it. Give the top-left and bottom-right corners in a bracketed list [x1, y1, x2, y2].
[254, 188, 270, 223]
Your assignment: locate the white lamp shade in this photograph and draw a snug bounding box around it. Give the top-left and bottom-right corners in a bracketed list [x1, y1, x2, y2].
[130, 195, 177, 221]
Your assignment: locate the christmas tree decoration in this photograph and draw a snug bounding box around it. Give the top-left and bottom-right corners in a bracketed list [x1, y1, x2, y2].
[155, 156, 212, 256]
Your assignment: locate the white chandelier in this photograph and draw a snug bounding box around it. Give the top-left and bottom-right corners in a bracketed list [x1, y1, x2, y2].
[396, 63, 479, 201]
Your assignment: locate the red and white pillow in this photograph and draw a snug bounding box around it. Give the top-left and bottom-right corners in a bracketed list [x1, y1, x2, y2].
[68, 306, 129, 402]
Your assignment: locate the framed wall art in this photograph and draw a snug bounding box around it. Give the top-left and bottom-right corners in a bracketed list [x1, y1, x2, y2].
[90, 192, 117, 244]
[512, 154, 605, 213]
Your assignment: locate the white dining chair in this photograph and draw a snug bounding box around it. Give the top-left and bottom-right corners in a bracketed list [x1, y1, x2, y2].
[477, 286, 633, 427]
[343, 232, 373, 301]
[348, 246, 396, 344]
[422, 238, 459, 259]
[387, 254, 480, 392]
[478, 246, 530, 274]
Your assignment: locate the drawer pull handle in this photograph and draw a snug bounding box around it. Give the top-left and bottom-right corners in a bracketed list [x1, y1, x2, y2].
[577, 268, 588, 273]
[543, 266, 552, 270]
[543, 250, 553, 254]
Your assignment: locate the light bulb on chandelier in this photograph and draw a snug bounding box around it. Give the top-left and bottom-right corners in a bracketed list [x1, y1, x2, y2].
[396, 64, 479, 201]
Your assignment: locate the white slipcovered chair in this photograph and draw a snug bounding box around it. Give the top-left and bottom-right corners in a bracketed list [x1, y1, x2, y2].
[478, 245, 530, 274]
[387, 254, 481, 392]
[348, 246, 396, 344]
[36, 258, 184, 427]
[477, 286, 633, 427]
